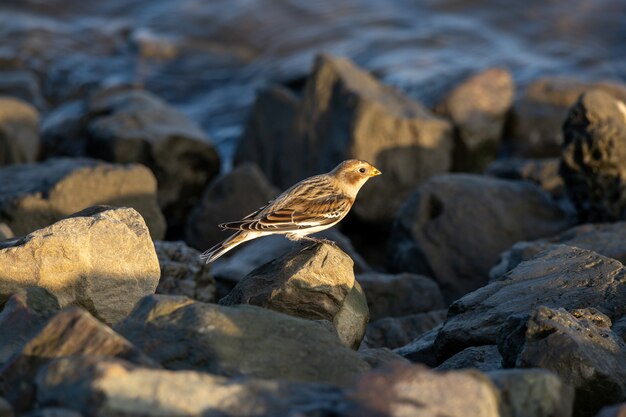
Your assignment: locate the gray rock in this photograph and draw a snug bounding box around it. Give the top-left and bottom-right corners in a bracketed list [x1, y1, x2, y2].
[219, 243, 367, 349]
[185, 163, 279, 251]
[357, 347, 410, 369]
[0, 308, 156, 412]
[612, 316, 626, 343]
[595, 404, 626, 417]
[485, 158, 564, 197]
[560, 90, 626, 222]
[488, 368, 574, 417]
[21, 408, 82, 417]
[0, 206, 161, 324]
[435, 245, 626, 361]
[0, 70, 45, 110]
[499, 306, 626, 417]
[357, 272, 444, 321]
[0, 397, 12, 417]
[236, 54, 453, 223]
[393, 324, 442, 367]
[509, 77, 626, 158]
[36, 356, 343, 417]
[387, 174, 572, 300]
[436, 345, 503, 372]
[154, 240, 215, 303]
[0, 96, 39, 166]
[0, 158, 166, 239]
[0, 288, 60, 366]
[437, 68, 514, 171]
[491, 222, 626, 280]
[346, 364, 501, 417]
[115, 295, 370, 386]
[365, 309, 447, 349]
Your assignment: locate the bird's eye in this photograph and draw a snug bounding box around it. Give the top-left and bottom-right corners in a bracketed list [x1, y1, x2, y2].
[358, 168, 366, 173]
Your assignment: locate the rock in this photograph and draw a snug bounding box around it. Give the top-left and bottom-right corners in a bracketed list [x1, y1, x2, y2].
[437, 68, 514, 171]
[488, 368, 574, 417]
[596, 404, 626, 417]
[436, 345, 503, 372]
[358, 348, 410, 369]
[236, 54, 454, 223]
[0, 224, 12, 240]
[0, 206, 161, 324]
[393, 324, 442, 367]
[0, 308, 156, 412]
[234, 86, 299, 180]
[364, 309, 447, 349]
[0, 158, 166, 239]
[219, 243, 368, 349]
[491, 222, 626, 280]
[36, 355, 343, 417]
[560, 90, 626, 222]
[154, 240, 215, 303]
[0, 96, 39, 166]
[21, 408, 82, 417]
[0, 70, 45, 109]
[612, 316, 626, 343]
[0, 397, 12, 417]
[387, 174, 572, 300]
[499, 306, 626, 417]
[115, 295, 370, 386]
[485, 157, 564, 197]
[346, 363, 501, 417]
[0, 288, 60, 366]
[40, 100, 87, 157]
[509, 77, 626, 158]
[357, 272, 444, 321]
[184, 163, 279, 251]
[435, 245, 626, 362]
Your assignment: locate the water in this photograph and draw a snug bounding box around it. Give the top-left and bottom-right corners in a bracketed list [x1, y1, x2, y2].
[1, 0, 625, 163]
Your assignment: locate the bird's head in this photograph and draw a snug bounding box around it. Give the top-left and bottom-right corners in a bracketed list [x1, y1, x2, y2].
[331, 159, 381, 194]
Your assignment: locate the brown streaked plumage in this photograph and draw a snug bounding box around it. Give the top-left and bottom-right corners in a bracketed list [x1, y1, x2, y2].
[200, 159, 381, 263]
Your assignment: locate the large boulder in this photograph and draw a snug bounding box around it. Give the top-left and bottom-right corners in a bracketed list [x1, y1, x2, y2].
[0, 158, 166, 239]
[0, 308, 156, 412]
[219, 243, 368, 349]
[491, 221, 626, 280]
[485, 158, 564, 197]
[0, 206, 161, 324]
[0, 96, 39, 166]
[154, 240, 215, 303]
[560, 90, 626, 222]
[435, 245, 626, 362]
[437, 68, 514, 171]
[364, 309, 447, 349]
[387, 174, 572, 300]
[509, 77, 626, 158]
[115, 295, 370, 386]
[184, 163, 279, 251]
[499, 306, 626, 417]
[236, 54, 454, 222]
[35, 355, 343, 417]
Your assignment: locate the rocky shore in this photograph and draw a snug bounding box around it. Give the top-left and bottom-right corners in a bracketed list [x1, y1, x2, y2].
[2, 42, 626, 417]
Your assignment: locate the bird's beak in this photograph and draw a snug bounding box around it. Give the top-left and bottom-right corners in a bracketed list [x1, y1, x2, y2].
[370, 167, 382, 177]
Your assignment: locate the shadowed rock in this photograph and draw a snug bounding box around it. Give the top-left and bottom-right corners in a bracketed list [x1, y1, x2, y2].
[357, 348, 410, 369]
[0, 158, 166, 239]
[393, 324, 442, 367]
[219, 243, 368, 349]
[485, 158, 564, 197]
[0, 206, 161, 324]
[0, 70, 45, 110]
[115, 295, 369, 386]
[0, 96, 39, 166]
[436, 345, 502, 372]
[365, 309, 447, 350]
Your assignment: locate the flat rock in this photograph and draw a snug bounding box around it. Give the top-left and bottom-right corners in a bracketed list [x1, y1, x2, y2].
[357, 272, 444, 321]
[560, 90, 626, 222]
[365, 309, 447, 349]
[509, 77, 626, 158]
[0, 308, 156, 412]
[387, 174, 572, 300]
[437, 68, 514, 171]
[0, 158, 166, 239]
[491, 221, 626, 280]
[0, 96, 39, 166]
[115, 295, 370, 386]
[346, 363, 500, 417]
[185, 163, 279, 251]
[236, 54, 453, 223]
[499, 306, 626, 417]
[485, 157, 564, 197]
[154, 240, 215, 303]
[488, 368, 574, 417]
[435, 245, 626, 362]
[219, 243, 367, 349]
[436, 345, 503, 372]
[0, 206, 161, 324]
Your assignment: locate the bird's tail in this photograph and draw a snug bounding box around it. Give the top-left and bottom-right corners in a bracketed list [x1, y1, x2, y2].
[200, 231, 253, 263]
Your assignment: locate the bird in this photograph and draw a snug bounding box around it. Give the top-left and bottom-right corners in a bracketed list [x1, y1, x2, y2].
[200, 159, 381, 263]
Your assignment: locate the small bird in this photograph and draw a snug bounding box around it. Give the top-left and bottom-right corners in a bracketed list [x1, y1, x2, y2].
[200, 159, 381, 263]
